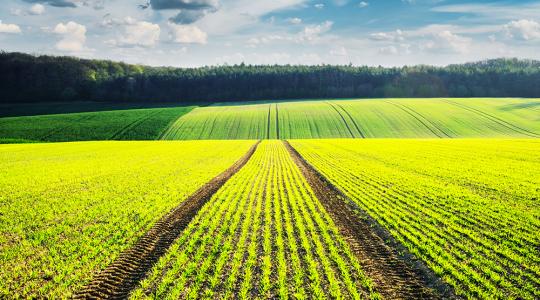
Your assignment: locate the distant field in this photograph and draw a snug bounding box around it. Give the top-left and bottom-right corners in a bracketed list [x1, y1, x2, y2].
[290, 139, 540, 299]
[1, 98, 538, 142]
[0, 140, 254, 297]
[162, 98, 540, 139]
[0, 106, 194, 142]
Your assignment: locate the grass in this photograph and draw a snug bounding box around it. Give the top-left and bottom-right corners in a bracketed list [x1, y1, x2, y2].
[0, 106, 194, 142]
[130, 141, 377, 299]
[162, 98, 540, 140]
[289, 138, 540, 299]
[0, 140, 254, 298]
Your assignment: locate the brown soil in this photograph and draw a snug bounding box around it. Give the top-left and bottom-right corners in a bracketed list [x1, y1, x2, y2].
[284, 141, 456, 300]
[74, 141, 261, 300]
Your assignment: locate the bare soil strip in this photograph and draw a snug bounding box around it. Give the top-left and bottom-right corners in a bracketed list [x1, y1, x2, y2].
[74, 141, 261, 300]
[284, 141, 456, 300]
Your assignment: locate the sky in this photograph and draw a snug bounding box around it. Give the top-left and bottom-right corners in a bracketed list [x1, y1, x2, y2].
[1, 0, 540, 67]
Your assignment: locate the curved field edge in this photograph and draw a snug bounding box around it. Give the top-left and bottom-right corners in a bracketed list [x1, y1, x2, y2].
[0, 106, 195, 142]
[129, 141, 378, 299]
[160, 98, 540, 140]
[289, 139, 540, 300]
[0, 140, 254, 298]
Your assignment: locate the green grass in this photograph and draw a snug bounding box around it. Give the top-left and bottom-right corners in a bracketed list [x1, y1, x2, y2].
[290, 139, 540, 299]
[0, 140, 254, 297]
[0, 106, 194, 142]
[162, 98, 540, 140]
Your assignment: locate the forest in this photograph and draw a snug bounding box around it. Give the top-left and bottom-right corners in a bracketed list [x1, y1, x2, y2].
[2, 51, 540, 104]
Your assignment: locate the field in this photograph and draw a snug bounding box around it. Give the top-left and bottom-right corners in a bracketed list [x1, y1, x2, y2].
[130, 141, 376, 299]
[1, 98, 538, 143]
[0, 106, 194, 142]
[290, 139, 540, 299]
[162, 98, 540, 140]
[0, 140, 254, 297]
[1, 98, 539, 299]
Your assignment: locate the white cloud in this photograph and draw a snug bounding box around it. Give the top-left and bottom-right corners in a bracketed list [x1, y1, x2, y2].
[288, 17, 302, 25]
[113, 17, 161, 47]
[370, 29, 404, 42]
[197, 0, 308, 35]
[504, 19, 540, 41]
[29, 4, 45, 15]
[358, 1, 368, 8]
[434, 30, 471, 53]
[10, 8, 23, 16]
[314, 3, 324, 9]
[298, 20, 333, 42]
[0, 21, 22, 34]
[432, 3, 540, 21]
[54, 21, 86, 51]
[168, 23, 207, 44]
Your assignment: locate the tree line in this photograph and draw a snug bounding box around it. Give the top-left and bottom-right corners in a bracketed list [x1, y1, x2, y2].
[1, 51, 540, 104]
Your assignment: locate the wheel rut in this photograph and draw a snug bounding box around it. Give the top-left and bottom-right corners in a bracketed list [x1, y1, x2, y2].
[74, 141, 261, 300]
[284, 140, 456, 300]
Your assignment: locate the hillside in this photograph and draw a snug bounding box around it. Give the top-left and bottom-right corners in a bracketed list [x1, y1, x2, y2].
[0, 106, 193, 143]
[1, 98, 538, 142]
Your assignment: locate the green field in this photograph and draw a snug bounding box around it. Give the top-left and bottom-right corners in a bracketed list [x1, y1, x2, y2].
[290, 139, 540, 299]
[1, 97, 539, 299]
[131, 141, 376, 299]
[162, 98, 539, 139]
[0, 106, 194, 142]
[1, 98, 538, 142]
[0, 140, 254, 297]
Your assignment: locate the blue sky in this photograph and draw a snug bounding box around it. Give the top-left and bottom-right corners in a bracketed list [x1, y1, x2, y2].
[1, 0, 540, 67]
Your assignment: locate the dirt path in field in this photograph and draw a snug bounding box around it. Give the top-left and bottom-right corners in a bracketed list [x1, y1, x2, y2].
[74, 141, 261, 300]
[284, 141, 456, 300]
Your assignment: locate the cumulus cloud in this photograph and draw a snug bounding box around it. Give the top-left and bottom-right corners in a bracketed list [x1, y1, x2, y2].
[113, 17, 161, 47]
[358, 1, 368, 8]
[314, 3, 324, 9]
[168, 22, 207, 44]
[418, 30, 471, 54]
[53, 21, 86, 51]
[298, 21, 333, 42]
[504, 19, 540, 40]
[29, 4, 46, 15]
[370, 30, 404, 42]
[0, 21, 22, 34]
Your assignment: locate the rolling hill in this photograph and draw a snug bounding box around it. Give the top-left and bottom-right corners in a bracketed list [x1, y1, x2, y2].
[1, 98, 538, 142]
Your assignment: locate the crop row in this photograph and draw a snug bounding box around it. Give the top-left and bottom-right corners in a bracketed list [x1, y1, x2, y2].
[0, 140, 254, 298]
[131, 141, 377, 299]
[290, 139, 540, 299]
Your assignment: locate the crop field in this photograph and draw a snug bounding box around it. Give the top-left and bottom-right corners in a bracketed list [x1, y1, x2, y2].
[162, 98, 540, 140]
[0, 140, 254, 297]
[290, 139, 540, 299]
[1, 98, 539, 299]
[0, 106, 193, 143]
[130, 141, 377, 299]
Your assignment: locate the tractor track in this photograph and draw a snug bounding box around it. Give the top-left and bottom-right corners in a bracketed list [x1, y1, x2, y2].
[74, 141, 261, 300]
[284, 140, 456, 300]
